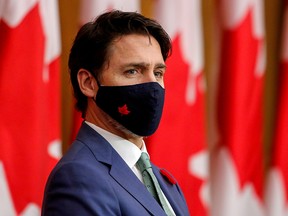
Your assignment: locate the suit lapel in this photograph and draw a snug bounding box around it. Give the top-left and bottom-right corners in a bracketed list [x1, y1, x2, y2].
[76, 123, 166, 216]
[109, 157, 166, 216]
[153, 165, 189, 216]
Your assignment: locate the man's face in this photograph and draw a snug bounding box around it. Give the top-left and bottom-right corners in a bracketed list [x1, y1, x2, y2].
[99, 34, 166, 87]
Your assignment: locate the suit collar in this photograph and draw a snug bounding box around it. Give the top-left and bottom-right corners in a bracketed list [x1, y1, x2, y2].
[76, 123, 167, 216]
[76, 122, 113, 165]
[109, 159, 167, 216]
[85, 121, 144, 170]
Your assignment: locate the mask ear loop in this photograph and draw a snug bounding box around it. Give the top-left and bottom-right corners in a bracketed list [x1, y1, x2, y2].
[90, 71, 101, 101]
[90, 71, 101, 87]
[95, 78, 101, 87]
[91, 73, 102, 104]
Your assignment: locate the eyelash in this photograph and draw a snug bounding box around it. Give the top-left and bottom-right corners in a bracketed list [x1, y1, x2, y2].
[154, 71, 164, 78]
[124, 69, 164, 79]
[126, 69, 138, 74]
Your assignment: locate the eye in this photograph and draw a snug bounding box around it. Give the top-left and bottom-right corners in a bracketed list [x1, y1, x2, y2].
[124, 69, 138, 76]
[154, 71, 164, 79]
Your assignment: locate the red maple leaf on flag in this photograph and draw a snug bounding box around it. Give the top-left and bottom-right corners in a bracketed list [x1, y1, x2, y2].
[118, 104, 130, 115]
[146, 1, 208, 214]
[0, 3, 60, 214]
[148, 35, 207, 215]
[217, 9, 265, 199]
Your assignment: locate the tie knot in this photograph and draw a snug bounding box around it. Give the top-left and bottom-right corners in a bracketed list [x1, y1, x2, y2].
[137, 152, 152, 172]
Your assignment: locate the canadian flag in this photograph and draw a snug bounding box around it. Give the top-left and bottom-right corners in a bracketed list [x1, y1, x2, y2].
[70, 0, 140, 141]
[0, 0, 61, 215]
[265, 1, 288, 215]
[210, 0, 266, 215]
[147, 0, 208, 215]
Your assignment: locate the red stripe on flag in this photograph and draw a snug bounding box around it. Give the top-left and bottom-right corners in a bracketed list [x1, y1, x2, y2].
[273, 61, 288, 201]
[265, 4, 288, 213]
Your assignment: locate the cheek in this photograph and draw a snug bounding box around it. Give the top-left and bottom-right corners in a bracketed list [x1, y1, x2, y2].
[102, 72, 139, 86]
[100, 70, 119, 86]
[158, 80, 165, 88]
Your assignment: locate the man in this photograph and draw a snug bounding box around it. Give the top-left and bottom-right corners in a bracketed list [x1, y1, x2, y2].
[42, 10, 190, 216]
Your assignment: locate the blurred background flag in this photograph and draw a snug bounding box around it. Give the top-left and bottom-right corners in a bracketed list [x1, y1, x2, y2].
[210, 0, 266, 215]
[147, 0, 208, 215]
[2, 1, 287, 215]
[70, 0, 141, 141]
[265, 0, 288, 215]
[80, 0, 140, 24]
[0, 0, 61, 215]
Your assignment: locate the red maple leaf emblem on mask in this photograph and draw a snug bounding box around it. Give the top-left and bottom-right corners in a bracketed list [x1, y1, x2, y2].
[118, 104, 130, 115]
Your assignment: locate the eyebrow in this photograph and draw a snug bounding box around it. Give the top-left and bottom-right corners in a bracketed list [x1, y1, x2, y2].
[122, 62, 167, 70]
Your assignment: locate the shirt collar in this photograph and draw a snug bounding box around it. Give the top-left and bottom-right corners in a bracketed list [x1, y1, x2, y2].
[85, 121, 148, 168]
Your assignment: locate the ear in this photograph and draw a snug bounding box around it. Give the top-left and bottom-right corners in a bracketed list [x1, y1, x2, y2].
[77, 69, 97, 97]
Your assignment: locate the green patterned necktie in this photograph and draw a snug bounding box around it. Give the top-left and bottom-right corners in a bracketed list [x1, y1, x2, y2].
[136, 152, 175, 216]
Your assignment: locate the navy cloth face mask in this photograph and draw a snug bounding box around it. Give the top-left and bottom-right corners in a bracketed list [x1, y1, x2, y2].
[95, 82, 165, 136]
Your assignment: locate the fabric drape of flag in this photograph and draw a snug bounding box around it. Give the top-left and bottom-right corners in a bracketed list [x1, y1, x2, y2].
[147, 0, 208, 215]
[265, 1, 288, 215]
[0, 0, 61, 215]
[210, 0, 266, 215]
[70, 0, 140, 141]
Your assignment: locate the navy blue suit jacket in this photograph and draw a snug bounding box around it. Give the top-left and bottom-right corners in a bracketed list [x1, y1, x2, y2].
[42, 123, 190, 215]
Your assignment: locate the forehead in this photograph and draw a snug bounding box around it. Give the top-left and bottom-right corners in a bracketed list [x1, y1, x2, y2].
[107, 34, 164, 63]
[112, 34, 154, 47]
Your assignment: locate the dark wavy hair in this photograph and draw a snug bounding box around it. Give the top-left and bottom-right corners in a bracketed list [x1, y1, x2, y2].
[68, 10, 172, 117]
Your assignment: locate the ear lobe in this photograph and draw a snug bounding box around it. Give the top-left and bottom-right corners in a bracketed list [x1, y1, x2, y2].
[77, 69, 97, 97]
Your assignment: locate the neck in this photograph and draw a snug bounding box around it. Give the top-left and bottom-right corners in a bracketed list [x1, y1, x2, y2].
[85, 99, 144, 149]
